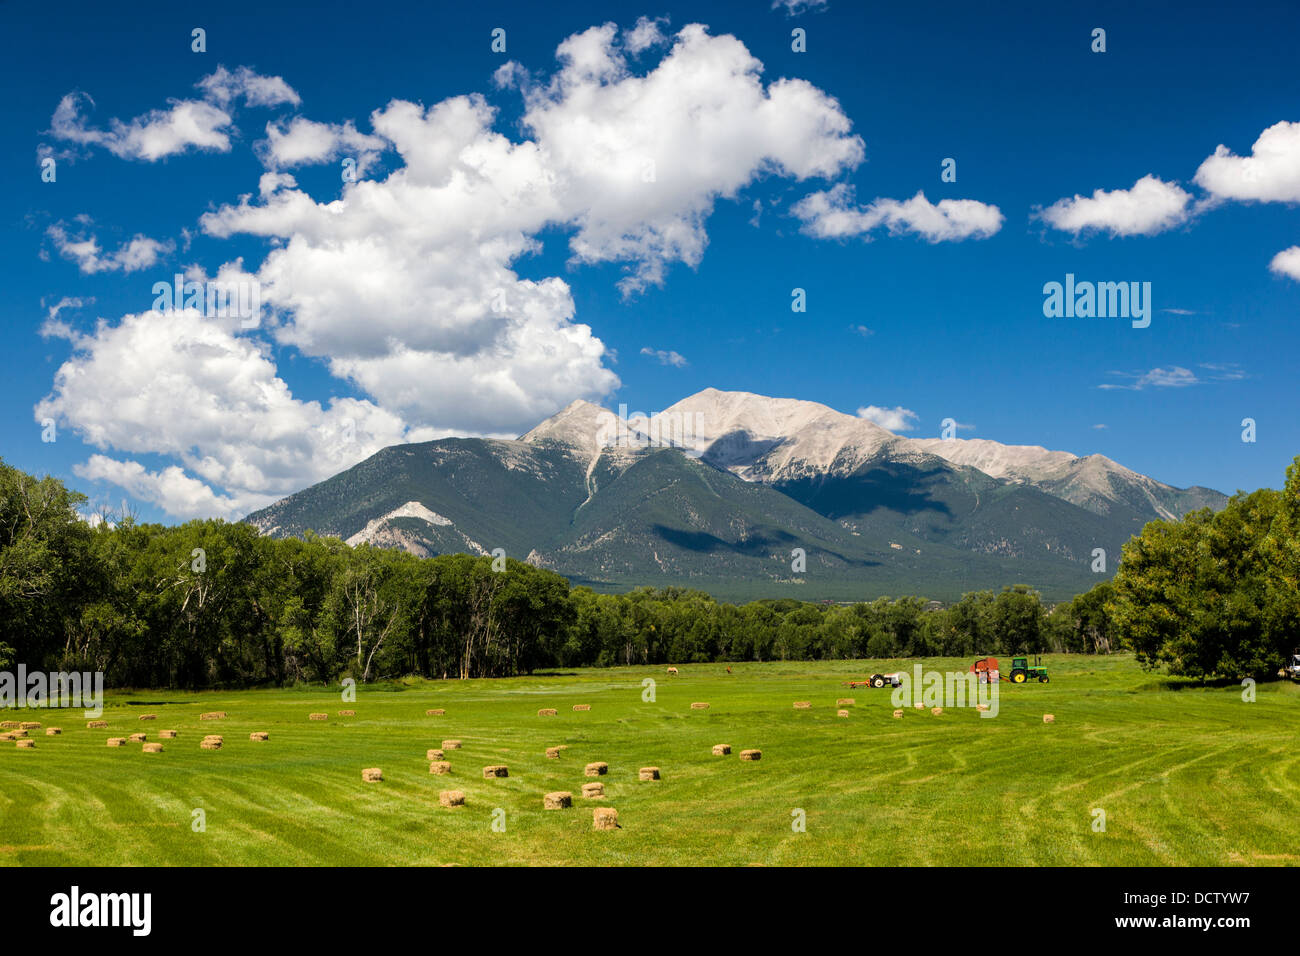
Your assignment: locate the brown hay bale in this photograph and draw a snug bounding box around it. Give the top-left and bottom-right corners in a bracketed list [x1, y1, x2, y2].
[128, 733, 147, 743]
[638, 767, 660, 781]
[87, 720, 108, 729]
[15, 739, 34, 749]
[572, 704, 591, 711]
[338, 710, 355, 717]
[45, 727, 62, 736]
[11, 729, 27, 738]
[0, 733, 14, 742]
[361, 767, 383, 782]
[666, 667, 678, 675]
[439, 789, 465, 807]
[581, 782, 605, 799]
[426, 709, 445, 716]
[19, 721, 41, 730]
[142, 742, 163, 753]
[107, 737, 126, 747]
[711, 744, 731, 756]
[537, 708, 557, 716]
[690, 702, 709, 710]
[913, 702, 925, 709]
[429, 761, 452, 774]
[202, 734, 223, 742]
[793, 701, 811, 710]
[545, 746, 563, 759]
[426, 749, 444, 761]
[739, 749, 762, 761]
[482, 765, 509, 778]
[593, 807, 619, 830]
[584, 761, 608, 777]
[199, 712, 226, 720]
[138, 714, 157, 721]
[931, 707, 943, 716]
[892, 709, 904, 718]
[975, 704, 990, 712]
[160, 730, 178, 738]
[441, 739, 462, 750]
[309, 713, 328, 721]
[543, 791, 573, 810]
[1043, 714, 1055, 724]
[200, 739, 222, 751]
[837, 698, 855, 706]
[0, 721, 17, 729]
[249, 732, 270, 741]
[837, 709, 850, 718]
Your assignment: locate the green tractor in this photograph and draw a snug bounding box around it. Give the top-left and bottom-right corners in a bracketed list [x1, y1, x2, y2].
[1009, 655, 1049, 684]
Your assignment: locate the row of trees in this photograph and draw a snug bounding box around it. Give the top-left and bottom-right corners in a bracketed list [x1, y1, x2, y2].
[2, 456, 1294, 686]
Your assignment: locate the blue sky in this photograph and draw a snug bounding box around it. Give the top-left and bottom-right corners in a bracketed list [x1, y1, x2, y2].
[3, 0, 1298, 523]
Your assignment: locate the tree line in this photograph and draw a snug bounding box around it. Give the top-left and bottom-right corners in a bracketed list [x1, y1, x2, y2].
[1, 456, 1295, 687]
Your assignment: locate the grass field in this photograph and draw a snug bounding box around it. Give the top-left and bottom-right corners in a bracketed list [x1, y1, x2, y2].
[2, 654, 1297, 866]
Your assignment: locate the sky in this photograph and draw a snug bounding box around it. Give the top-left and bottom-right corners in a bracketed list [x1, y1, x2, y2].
[2, 0, 1298, 524]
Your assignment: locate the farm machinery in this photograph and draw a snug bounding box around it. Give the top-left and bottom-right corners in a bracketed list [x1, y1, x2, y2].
[844, 672, 904, 690]
[970, 656, 1050, 684]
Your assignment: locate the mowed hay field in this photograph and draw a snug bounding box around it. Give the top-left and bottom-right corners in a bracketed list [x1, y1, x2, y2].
[2, 654, 1298, 867]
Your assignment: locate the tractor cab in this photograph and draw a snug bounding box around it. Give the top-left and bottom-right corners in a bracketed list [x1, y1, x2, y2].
[1009, 655, 1050, 683]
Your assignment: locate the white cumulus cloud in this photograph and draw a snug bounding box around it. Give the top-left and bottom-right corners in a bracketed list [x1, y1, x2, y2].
[1038, 175, 1193, 237]
[793, 185, 1003, 242]
[857, 405, 919, 431]
[1194, 120, 1300, 203]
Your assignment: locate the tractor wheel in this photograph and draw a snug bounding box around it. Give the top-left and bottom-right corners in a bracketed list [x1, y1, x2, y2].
[870, 674, 885, 688]
[1011, 671, 1027, 684]
[1039, 675, 1049, 683]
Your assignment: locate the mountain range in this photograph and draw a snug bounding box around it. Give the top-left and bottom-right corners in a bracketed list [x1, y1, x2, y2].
[244, 389, 1226, 602]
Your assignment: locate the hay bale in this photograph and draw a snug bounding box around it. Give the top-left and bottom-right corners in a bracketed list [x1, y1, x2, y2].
[160, 730, 178, 738]
[202, 734, 224, 744]
[537, 708, 557, 716]
[711, 744, 731, 756]
[309, 713, 328, 721]
[439, 790, 465, 807]
[19, 721, 41, 730]
[15, 739, 34, 749]
[128, 733, 147, 743]
[482, 765, 509, 778]
[45, 727, 62, 736]
[584, 761, 608, 777]
[739, 749, 762, 761]
[837, 709, 850, 718]
[1043, 714, 1055, 724]
[107, 737, 126, 747]
[0, 721, 17, 729]
[913, 702, 924, 709]
[793, 701, 811, 710]
[638, 767, 660, 781]
[975, 704, 990, 712]
[0, 733, 13, 742]
[249, 732, 270, 741]
[931, 707, 943, 716]
[426, 749, 444, 761]
[142, 742, 163, 753]
[893, 709, 904, 718]
[572, 704, 591, 712]
[138, 714, 157, 721]
[199, 712, 226, 720]
[87, 720, 108, 729]
[690, 702, 709, 710]
[545, 746, 563, 759]
[543, 791, 573, 810]
[10, 729, 27, 738]
[837, 698, 855, 707]
[581, 782, 605, 799]
[442, 739, 462, 750]
[593, 807, 620, 830]
[200, 739, 222, 751]
[429, 761, 452, 775]
[425, 709, 445, 716]
[361, 767, 383, 782]
[338, 710, 355, 717]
